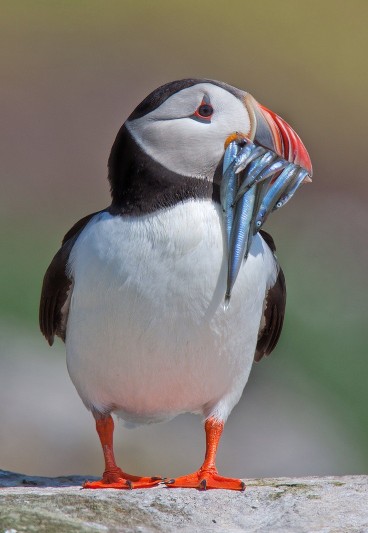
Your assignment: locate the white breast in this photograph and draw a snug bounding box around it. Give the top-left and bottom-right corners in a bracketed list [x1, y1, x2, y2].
[65, 200, 277, 425]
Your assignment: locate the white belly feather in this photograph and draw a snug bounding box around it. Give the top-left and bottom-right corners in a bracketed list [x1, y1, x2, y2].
[65, 200, 277, 425]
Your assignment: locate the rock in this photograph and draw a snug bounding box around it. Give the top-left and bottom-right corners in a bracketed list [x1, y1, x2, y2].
[0, 470, 367, 532]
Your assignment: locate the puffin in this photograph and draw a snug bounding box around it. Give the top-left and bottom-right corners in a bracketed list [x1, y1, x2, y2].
[39, 79, 312, 491]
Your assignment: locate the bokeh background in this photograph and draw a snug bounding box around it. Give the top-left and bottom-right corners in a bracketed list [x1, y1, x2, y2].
[1, 0, 367, 479]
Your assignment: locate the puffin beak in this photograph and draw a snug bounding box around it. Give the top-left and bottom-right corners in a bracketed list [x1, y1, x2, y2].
[221, 95, 312, 303]
[244, 93, 313, 179]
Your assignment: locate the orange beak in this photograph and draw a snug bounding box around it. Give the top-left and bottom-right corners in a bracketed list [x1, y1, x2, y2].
[244, 94, 312, 180]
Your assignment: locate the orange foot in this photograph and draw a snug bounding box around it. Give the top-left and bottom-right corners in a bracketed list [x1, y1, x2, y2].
[165, 468, 245, 491]
[84, 468, 162, 490]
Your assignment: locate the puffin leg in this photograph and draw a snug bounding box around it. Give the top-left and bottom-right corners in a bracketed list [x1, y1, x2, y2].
[83, 415, 161, 489]
[165, 417, 245, 491]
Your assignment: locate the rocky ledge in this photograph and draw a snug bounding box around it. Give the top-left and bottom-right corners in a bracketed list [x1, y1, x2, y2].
[0, 470, 367, 532]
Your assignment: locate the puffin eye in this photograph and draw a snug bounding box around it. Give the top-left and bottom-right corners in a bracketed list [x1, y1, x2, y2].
[192, 101, 214, 121]
[197, 104, 213, 117]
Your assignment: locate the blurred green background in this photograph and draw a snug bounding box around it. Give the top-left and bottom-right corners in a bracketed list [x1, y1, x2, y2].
[1, 0, 367, 478]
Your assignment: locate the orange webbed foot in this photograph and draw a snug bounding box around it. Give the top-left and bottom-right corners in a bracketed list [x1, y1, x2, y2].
[84, 468, 162, 489]
[165, 468, 245, 491]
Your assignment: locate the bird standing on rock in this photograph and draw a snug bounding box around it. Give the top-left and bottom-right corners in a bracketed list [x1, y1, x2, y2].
[40, 79, 312, 491]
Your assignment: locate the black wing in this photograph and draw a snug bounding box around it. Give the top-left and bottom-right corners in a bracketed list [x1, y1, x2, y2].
[254, 230, 287, 362]
[39, 211, 103, 346]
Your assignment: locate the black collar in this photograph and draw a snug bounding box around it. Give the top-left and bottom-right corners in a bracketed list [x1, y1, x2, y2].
[108, 125, 221, 215]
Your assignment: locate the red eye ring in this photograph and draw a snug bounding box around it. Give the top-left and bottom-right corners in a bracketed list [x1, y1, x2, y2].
[193, 102, 213, 120]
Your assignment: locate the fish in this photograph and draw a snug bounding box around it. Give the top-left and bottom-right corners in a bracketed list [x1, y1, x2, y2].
[234, 151, 278, 203]
[255, 164, 299, 229]
[225, 186, 257, 303]
[221, 150, 239, 249]
[234, 145, 266, 174]
[222, 139, 239, 174]
[272, 167, 310, 211]
[220, 140, 261, 249]
[221, 138, 310, 302]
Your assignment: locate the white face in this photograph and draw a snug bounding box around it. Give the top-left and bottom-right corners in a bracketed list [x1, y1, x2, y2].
[126, 83, 250, 179]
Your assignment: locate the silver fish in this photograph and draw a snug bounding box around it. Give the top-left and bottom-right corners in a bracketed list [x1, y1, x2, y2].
[272, 167, 310, 211]
[225, 186, 257, 302]
[234, 151, 278, 203]
[221, 138, 310, 302]
[222, 140, 239, 175]
[255, 164, 299, 229]
[249, 157, 289, 187]
[221, 171, 238, 249]
[252, 179, 270, 234]
[234, 145, 266, 174]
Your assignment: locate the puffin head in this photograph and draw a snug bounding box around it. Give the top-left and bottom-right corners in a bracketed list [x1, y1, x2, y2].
[108, 79, 311, 213]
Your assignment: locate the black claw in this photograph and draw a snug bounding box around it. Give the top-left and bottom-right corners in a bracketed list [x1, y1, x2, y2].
[125, 480, 133, 490]
[240, 481, 246, 491]
[199, 479, 207, 491]
[165, 478, 175, 485]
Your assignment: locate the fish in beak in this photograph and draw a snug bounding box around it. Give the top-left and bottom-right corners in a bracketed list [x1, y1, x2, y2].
[221, 96, 313, 303]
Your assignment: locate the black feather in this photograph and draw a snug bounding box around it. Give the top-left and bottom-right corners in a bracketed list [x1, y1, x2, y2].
[254, 232, 286, 362]
[39, 211, 104, 344]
